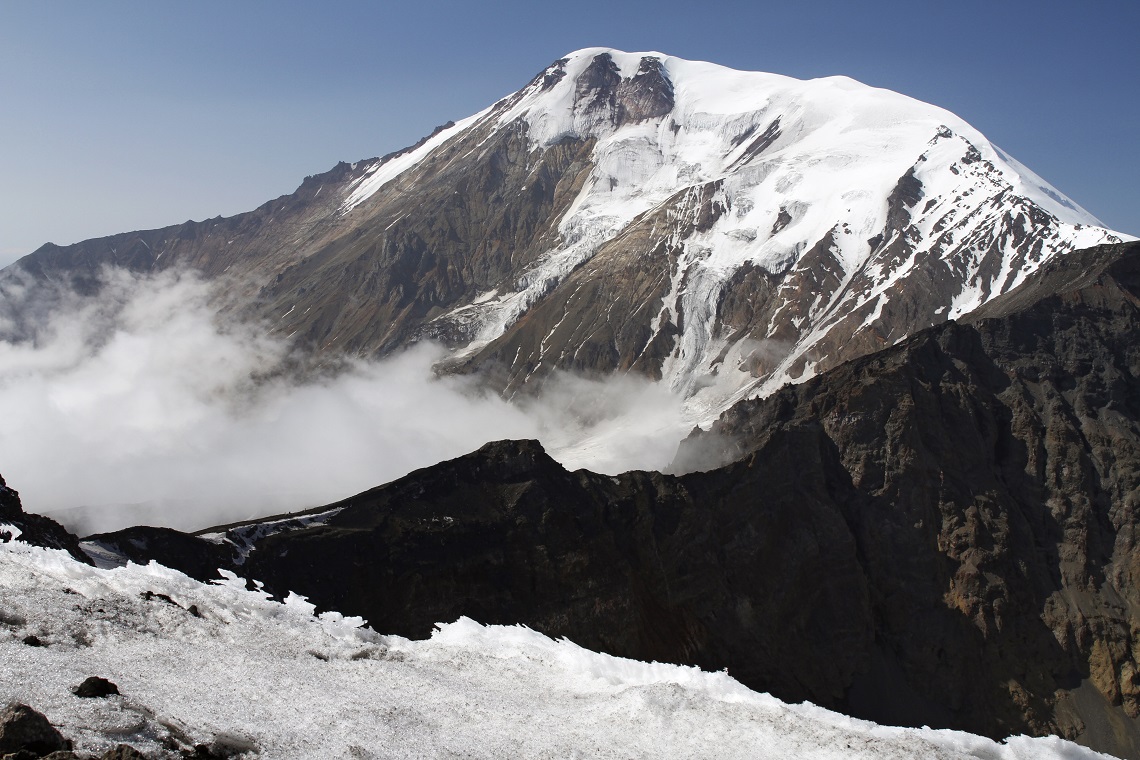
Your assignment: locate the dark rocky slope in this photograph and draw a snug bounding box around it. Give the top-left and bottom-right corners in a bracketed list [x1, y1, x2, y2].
[46, 240, 1140, 757]
[0, 475, 89, 564]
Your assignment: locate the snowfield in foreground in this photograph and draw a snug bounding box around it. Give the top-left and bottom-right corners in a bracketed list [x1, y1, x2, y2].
[0, 540, 1117, 759]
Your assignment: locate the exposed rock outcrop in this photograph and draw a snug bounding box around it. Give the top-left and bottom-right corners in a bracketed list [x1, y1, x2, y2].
[100, 745, 148, 760]
[81, 526, 237, 580]
[677, 240, 1140, 754]
[0, 475, 89, 564]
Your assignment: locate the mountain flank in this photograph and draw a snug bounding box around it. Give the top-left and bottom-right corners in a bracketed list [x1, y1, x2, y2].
[5, 49, 1129, 424]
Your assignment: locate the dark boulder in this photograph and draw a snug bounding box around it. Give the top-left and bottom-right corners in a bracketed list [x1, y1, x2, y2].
[181, 732, 258, 759]
[72, 677, 119, 699]
[0, 703, 71, 756]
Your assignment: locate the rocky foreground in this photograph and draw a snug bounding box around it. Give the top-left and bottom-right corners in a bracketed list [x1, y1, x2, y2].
[0, 532, 1115, 759]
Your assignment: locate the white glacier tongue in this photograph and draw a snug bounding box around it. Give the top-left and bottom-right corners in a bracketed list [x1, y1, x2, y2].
[0, 541, 1119, 759]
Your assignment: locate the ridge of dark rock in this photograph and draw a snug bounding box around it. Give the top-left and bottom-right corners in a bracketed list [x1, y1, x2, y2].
[0, 474, 90, 564]
[616, 56, 675, 124]
[81, 525, 237, 580]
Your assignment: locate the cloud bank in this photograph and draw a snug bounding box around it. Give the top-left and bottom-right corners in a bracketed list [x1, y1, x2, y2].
[0, 267, 688, 534]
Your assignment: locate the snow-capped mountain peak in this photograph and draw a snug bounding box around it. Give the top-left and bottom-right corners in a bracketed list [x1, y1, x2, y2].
[336, 49, 1129, 421]
[16, 49, 1132, 429]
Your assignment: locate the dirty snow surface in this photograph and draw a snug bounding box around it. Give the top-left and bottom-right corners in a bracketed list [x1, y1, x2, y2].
[0, 541, 1118, 759]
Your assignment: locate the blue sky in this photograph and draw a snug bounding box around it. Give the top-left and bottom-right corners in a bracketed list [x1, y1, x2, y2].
[2, 0, 1136, 266]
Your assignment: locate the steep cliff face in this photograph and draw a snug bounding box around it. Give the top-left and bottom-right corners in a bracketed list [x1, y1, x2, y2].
[7, 50, 1128, 424]
[678, 239, 1140, 753]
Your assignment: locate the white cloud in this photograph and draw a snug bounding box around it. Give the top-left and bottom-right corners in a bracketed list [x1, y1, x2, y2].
[0, 267, 688, 534]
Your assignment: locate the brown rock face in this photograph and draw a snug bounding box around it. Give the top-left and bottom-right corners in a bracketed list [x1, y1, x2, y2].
[263, 126, 598, 356]
[464, 181, 728, 389]
[680, 240, 1140, 755]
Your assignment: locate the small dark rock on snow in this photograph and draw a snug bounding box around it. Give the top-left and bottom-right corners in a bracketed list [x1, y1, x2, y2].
[181, 731, 259, 758]
[100, 744, 149, 759]
[72, 677, 120, 699]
